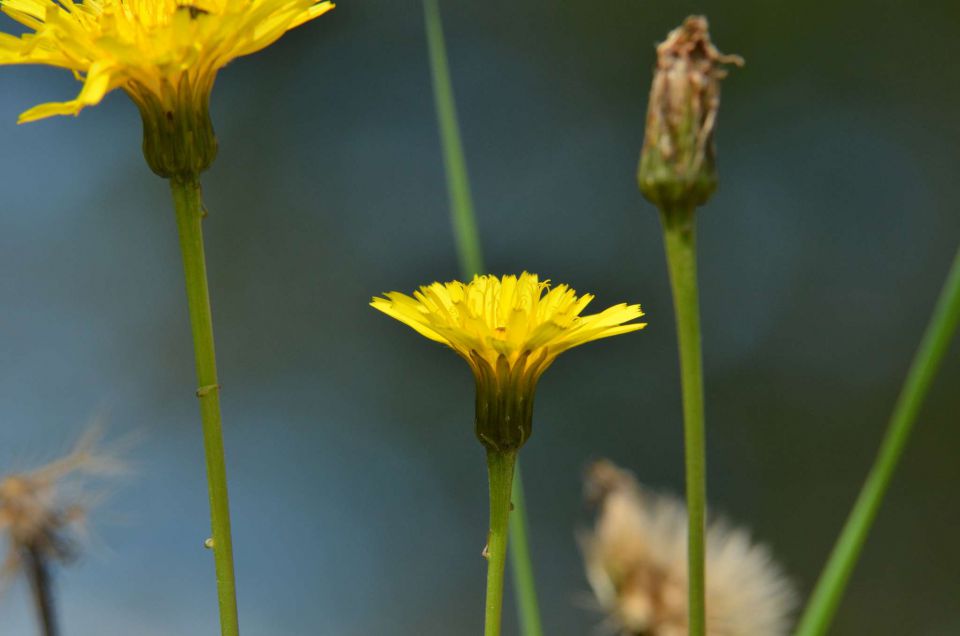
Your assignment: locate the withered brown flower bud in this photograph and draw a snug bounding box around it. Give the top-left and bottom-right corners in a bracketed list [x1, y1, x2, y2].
[637, 16, 743, 214]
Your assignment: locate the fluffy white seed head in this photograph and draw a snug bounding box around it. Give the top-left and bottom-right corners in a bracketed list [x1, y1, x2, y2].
[581, 460, 797, 636]
[0, 428, 125, 582]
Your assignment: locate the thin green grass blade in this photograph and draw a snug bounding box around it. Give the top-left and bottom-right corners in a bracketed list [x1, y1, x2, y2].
[423, 0, 483, 278]
[794, 245, 960, 636]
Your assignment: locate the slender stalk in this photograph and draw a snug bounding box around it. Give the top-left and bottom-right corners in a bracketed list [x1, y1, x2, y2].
[423, 2, 543, 634]
[169, 176, 240, 636]
[660, 208, 706, 636]
[508, 467, 543, 636]
[24, 545, 58, 636]
[423, 0, 483, 278]
[485, 450, 517, 636]
[794, 244, 960, 636]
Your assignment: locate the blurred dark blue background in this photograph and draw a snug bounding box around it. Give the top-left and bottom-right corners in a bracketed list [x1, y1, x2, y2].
[2, 1, 959, 634]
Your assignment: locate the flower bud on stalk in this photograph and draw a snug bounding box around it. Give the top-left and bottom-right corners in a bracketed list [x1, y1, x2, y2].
[638, 16, 743, 217]
[637, 16, 742, 636]
[0, 3, 336, 634]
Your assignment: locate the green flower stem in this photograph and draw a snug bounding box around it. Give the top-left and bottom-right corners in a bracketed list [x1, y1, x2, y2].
[25, 544, 58, 636]
[170, 176, 240, 636]
[485, 450, 518, 636]
[794, 244, 960, 636]
[660, 207, 707, 636]
[508, 467, 544, 636]
[423, 2, 543, 634]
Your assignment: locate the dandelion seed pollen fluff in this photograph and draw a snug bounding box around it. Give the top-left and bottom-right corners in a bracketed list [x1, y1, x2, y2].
[583, 460, 797, 636]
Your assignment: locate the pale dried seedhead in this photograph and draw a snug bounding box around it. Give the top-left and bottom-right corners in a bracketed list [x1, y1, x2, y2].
[581, 460, 796, 636]
[0, 428, 125, 584]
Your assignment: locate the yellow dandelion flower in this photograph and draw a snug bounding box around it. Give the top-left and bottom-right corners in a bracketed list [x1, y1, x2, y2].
[0, 0, 334, 122]
[0, 0, 334, 175]
[371, 272, 646, 451]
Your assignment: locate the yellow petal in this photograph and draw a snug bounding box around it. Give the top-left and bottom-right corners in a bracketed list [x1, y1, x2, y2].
[18, 99, 84, 123]
[371, 273, 646, 376]
[2, 0, 335, 122]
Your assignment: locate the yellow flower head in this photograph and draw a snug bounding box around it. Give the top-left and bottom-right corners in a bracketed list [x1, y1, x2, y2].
[372, 272, 646, 374]
[372, 273, 646, 451]
[0, 0, 334, 123]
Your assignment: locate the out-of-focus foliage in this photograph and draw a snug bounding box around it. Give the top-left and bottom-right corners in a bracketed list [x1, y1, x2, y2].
[0, 1, 958, 634]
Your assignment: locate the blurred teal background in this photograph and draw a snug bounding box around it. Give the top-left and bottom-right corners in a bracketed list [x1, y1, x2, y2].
[2, 0, 959, 634]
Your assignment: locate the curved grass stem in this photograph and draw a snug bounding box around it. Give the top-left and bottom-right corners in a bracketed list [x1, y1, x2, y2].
[508, 467, 544, 636]
[423, 0, 483, 278]
[794, 244, 960, 636]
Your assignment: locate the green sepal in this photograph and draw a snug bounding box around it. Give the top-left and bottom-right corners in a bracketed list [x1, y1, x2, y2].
[129, 75, 218, 179]
[473, 349, 548, 453]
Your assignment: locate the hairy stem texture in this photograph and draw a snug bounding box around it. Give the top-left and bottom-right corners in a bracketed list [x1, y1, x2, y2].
[485, 450, 517, 636]
[170, 176, 240, 636]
